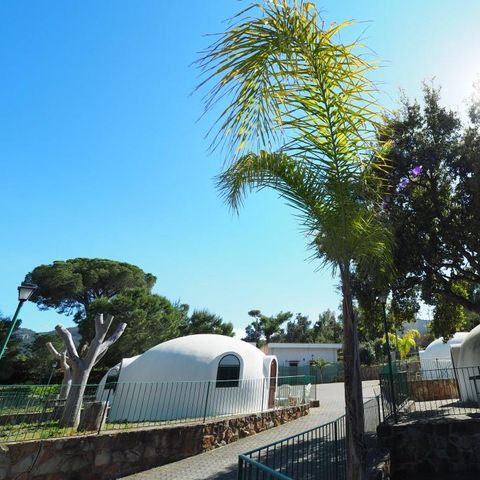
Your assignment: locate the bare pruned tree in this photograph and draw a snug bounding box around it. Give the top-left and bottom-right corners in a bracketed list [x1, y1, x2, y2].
[55, 313, 126, 428]
[46, 343, 72, 400]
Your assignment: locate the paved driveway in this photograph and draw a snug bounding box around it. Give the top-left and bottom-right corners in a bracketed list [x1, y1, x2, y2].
[121, 380, 379, 480]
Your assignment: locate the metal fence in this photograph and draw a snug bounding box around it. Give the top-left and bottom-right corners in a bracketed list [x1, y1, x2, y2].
[379, 366, 480, 423]
[278, 362, 406, 384]
[0, 375, 314, 444]
[238, 396, 382, 480]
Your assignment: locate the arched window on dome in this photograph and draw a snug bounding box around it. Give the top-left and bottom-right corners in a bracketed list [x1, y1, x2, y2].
[216, 354, 240, 388]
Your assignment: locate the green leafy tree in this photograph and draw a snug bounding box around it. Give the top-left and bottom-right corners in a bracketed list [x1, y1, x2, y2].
[384, 329, 420, 360]
[26, 333, 64, 383]
[85, 288, 185, 367]
[0, 315, 30, 384]
[314, 310, 343, 343]
[431, 283, 467, 339]
[26, 258, 156, 324]
[378, 85, 480, 338]
[244, 310, 292, 346]
[243, 319, 263, 346]
[358, 343, 376, 366]
[312, 358, 330, 382]
[197, 2, 391, 476]
[283, 313, 314, 343]
[180, 308, 234, 337]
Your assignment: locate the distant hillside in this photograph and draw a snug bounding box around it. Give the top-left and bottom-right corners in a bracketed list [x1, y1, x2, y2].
[14, 326, 81, 348]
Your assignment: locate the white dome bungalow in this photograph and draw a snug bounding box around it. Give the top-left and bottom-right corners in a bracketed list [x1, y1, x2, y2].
[96, 334, 278, 422]
[451, 324, 480, 402]
[419, 332, 468, 379]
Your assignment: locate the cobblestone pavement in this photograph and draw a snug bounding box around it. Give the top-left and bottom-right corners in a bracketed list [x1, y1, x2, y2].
[121, 380, 379, 480]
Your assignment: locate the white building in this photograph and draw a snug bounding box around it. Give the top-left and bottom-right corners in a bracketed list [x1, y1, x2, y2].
[419, 332, 468, 378]
[266, 343, 342, 368]
[451, 324, 480, 402]
[97, 334, 278, 422]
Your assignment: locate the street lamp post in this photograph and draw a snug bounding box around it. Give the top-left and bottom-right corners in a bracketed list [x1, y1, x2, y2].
[0, 282, 37, 360]
[379, 293, 398, 423]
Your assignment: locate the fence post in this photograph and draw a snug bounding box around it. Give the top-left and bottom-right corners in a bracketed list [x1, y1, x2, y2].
[98, 386, 112, 435]
[238, 456, 244, 480]
[376, 395, 382, 425]
[203, 381, 211, 423]
[261, 378, 266, 413]
[334, 420, 339, 480]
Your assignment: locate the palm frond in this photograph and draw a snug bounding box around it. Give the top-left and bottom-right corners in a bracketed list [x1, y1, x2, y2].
[199, 0, 391, 271]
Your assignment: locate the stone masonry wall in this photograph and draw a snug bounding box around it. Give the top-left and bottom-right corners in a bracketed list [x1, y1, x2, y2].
[0, 405, 309, 480]
[378, 417, 480, 479]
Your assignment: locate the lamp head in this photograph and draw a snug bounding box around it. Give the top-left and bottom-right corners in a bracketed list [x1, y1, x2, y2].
[18, 282, 38, 302]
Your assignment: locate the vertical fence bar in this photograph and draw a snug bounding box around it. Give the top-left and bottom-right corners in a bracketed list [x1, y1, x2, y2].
[203, 381, 211, 423]
[98, 386, 112, 435]
[333, 421, 339, 480]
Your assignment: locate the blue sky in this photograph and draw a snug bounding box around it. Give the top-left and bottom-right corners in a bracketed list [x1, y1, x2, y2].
[1, 0, 479, 334]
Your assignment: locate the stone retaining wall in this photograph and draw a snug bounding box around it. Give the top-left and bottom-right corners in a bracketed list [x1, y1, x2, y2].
[378, 417, 480, 478]
[0, 405, 309, 480]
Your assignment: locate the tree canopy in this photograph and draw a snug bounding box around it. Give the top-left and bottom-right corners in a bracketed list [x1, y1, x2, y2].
[243, 309, 343, 346]
[377, 85, 480, 338]
[243, 310, 292, 346]
[0, 315, 29, 383]
[26, 258, 156, 322]
[179, 308, 234, 337]
[198, 3, 391, 474]
[83, 287, 184, 368]
[23, 258, 233, 379]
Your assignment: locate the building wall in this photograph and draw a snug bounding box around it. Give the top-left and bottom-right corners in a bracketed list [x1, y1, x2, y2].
[268, 347, 338, 367]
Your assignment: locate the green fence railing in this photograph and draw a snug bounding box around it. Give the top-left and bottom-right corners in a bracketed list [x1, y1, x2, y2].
[278, 365, 343, 384]
[0, 375, 313, 444]
[379, 366, 480, 423]
[238, 396, 381, 480]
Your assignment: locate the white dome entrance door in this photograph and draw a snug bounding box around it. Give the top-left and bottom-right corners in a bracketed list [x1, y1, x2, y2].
[268, 358, 277, 408]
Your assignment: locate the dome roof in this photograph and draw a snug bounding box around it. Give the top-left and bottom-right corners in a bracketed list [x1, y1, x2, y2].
[455, 324, 480, 368]
[117, 334, 270, 383]
[145, 334, 262, 361]
[421, 332, 469, 359]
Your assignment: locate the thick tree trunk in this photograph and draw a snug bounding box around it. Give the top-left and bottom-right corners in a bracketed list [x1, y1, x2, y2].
[59, 368, 91, 429]
[59, 369, 72, 400]
[54, 315, 126, 431]
[340, 262, 366, 480]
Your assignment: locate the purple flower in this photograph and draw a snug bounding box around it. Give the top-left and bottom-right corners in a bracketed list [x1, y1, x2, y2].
[380, 196, 391, 209]
[398, 177, 410, 191]
[409, 165, 423, 177]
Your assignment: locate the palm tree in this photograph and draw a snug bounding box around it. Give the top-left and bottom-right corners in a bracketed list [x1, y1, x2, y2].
[312, 358, 331, 383]
[197, 2, 390, 478]
[385, 329, 420, 360]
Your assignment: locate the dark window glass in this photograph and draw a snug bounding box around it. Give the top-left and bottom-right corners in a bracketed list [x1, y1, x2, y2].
[289, 361, 299, 368]
[216, 354, 240, 388]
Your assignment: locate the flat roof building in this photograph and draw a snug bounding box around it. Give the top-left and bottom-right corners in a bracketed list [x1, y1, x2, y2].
[266, 343, 342, 368]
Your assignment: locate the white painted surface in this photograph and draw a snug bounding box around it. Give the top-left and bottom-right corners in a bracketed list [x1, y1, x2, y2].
[452, 325, 480, 402]
[97, 334, 278, 421]
[267, 343, 342, 367]
[419, 332, 468, 378]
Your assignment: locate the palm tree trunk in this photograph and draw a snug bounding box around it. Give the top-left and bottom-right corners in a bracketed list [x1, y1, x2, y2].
[340, 262, 366, 480]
